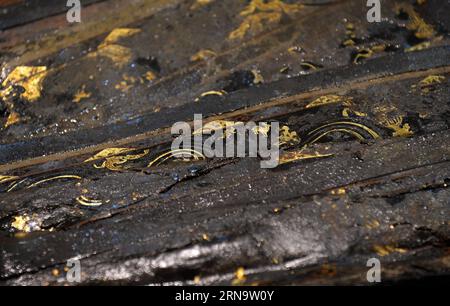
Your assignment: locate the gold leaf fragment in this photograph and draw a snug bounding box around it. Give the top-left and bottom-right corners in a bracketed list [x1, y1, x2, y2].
[306, 95, 345, 109]
[330, 188, 346, 195]
[115, 80, 133, 92]
[341, 20, 357, 47]
[300, 61, 319, 71]
[343, 39, 355, 47]
[148, 149, 205, 167]
[11, 215, 41, 232]
[72, 85, 91, 103]
[406, 12, 434, 39]
[382, 116, 413, 137]
[193, 120, 237, 137]
[102, 28, 141, 45]
[90, 28, 141, 67]
[236, 267, 245, 280]
[194, 90, 227, 102]
[11, 216, 31, 232]
[228, 0, 303, 40]
[145, 71, 157, 81]
[4, 111, 20, 128]
[26, 175, 82, 189]
[374, 245, 407, 257]
[365, 219, 380, 229]
[279, 150, 332, 165]
[115, 72, 146, 92]
[419, 75, 445, 87]
[305, 122, 380, 146]
[190, 0, 213, 10]
[1, 66, 48, 102]
[353, 44, 388, 64]
[97, 44, 134, 67]
[84, 148, 135, 162]
[94, 150, 150, 171]
[0, 175, 19, 184]
[76, 195, 103, 207]
[406, 41, 431, 52]
[413, 75, 446, 94]
[279, 125, 300, 145]
[231, 267, 246, 285]
[194, 275, 201, 284]
[190, 49, 217, 62]
[287, 46, 303, 54]
[353, 49, 373, 64]
[395, 4, 435, 39]
[342, 108, 367, 118]
[342, 100, 367, 118]
[251, 69, 264, 84]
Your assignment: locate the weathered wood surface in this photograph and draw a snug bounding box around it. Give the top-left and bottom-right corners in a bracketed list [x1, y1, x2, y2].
[0, 0, 449, 285]
[0, 0, 107, 30]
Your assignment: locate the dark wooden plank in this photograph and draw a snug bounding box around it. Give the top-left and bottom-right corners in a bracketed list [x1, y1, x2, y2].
[1, 46, 449, 167]
[1, 131, 449, 284]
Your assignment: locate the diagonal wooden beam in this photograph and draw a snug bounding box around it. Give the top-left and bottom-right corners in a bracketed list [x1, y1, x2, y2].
[1, 45, 449, 172]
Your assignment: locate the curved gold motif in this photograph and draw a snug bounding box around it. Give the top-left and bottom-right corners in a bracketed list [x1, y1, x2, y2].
[307, 121, 381, 140]
[84, 148, 134, 162]
[0, 175, 19, 184]
[5, 175, 82, 193]
[148, 149, 205, 167]
[94, 150, 150, 171]
[307, 128, 367, 145]
[76, 195, 103, 207]
[195, 90, 227, 102]
[26, 175, 82, 189]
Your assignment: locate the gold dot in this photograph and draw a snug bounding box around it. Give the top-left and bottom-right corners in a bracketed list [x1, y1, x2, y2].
[194, 276, 201, 284]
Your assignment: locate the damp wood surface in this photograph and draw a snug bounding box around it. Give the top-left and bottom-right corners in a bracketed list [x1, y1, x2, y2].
[0, 0, 449, 285]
